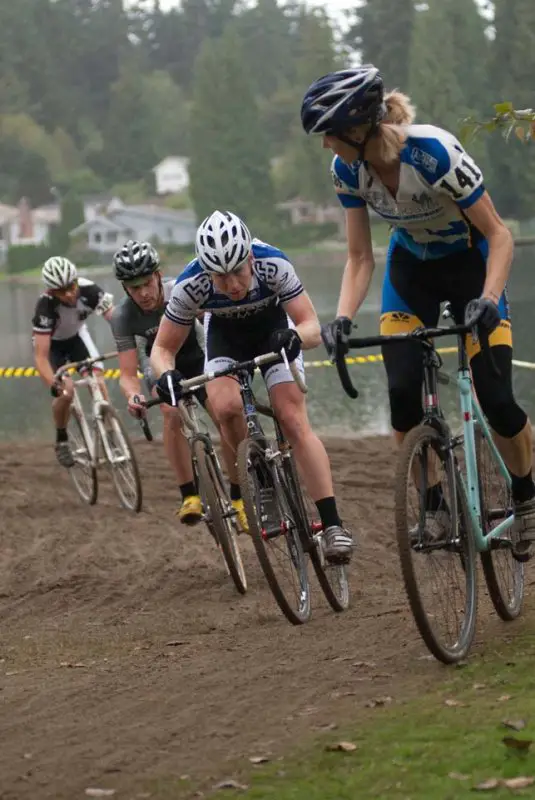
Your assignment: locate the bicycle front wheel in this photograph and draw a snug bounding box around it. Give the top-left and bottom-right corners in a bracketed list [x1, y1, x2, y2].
[68, 407, 98, 505]
[193, 439, 247, 595]
[237, 438, 311, 625]
[284, 454, 349, 612]
[102, 407, 143, 512]
[396, 424, 477, 664]
[477, 426, 524, 621]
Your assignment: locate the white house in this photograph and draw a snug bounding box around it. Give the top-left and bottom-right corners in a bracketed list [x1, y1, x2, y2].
[69, 204, 197, 255]
[152, 156, 190, 195]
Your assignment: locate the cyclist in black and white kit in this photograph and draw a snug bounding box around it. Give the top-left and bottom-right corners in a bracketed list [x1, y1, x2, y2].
[110, 240, 242, 528]
[32, 256, 114, 467]
[150, 210, 354, 564]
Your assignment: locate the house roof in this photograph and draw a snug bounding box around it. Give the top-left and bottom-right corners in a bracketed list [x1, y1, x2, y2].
[68, 215, 130, 237]
[33, 205, 61, 224]
[112, 205, 195, 223]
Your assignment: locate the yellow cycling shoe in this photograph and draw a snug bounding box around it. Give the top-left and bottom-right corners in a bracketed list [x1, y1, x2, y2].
[232, 498, 249, 534]
[177, 494, 203, 527]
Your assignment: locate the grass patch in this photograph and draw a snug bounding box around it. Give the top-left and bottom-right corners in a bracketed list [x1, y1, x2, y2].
[187, 627, 535, 799]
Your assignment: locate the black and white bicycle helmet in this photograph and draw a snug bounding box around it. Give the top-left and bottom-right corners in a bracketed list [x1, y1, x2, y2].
[195, 210, 252, 274]
[113, 240, 160, 283]
[42, 256, 78, 290]
[301, 65, 385, 135]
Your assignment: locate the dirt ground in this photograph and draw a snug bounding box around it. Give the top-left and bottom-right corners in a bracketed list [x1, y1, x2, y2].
[0, 435, 533, 800]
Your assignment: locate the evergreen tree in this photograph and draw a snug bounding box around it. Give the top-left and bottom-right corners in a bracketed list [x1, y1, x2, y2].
[189, 25, 274, 224]
[486, 0, 535, 218]
[345, 0, 415, 90]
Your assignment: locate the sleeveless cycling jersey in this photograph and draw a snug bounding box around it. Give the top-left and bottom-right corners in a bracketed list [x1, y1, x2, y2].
[165, 240, 304, 326]
[32, 278, 113, 340]
[331, 123, 485, 260]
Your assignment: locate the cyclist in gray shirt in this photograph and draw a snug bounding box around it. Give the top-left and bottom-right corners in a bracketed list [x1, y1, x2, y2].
[111, 240, 235, 527]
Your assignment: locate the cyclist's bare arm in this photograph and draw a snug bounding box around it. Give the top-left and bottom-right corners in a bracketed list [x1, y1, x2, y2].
[337, 206, 375, 320]
[102, 306, 115, 323]
[33, 333, 56, 388]
[117, 348, 142, 399]
[283, 292, 322, 349]
[150, 317, 191, 379]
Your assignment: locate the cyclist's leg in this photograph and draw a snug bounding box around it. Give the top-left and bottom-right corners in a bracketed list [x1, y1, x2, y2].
[380, 242, 440, 444]
[49, 338, 78, 467]
[203, 317, 249, 531]
[265, 350, 353, 562]
[456, 245, 535, 551]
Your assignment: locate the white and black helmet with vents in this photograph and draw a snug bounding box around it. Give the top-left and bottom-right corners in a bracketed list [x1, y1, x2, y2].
[42, 256, 78, 290]
[113, 240, 160, 283]
[195, 210, 252, 274]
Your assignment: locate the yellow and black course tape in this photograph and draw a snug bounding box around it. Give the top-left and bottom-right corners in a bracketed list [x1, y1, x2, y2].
[2, 348, 535, 377]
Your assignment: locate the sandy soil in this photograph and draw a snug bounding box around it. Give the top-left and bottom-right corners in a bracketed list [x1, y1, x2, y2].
[0, 435, 532, 799]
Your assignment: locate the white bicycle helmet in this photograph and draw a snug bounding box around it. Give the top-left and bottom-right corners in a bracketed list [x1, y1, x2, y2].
[195, 210, 252, 274]
[42, 256, 78, 290]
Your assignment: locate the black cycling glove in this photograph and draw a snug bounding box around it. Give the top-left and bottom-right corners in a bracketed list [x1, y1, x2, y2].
[464, 297, 501, 334]
[270, 328, 302, 362]
[321, 316, 353, 359]
[155, 369, 184, 406]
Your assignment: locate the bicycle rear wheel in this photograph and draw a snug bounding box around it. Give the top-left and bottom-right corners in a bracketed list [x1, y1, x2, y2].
[193, 438, 247, 595]
[477, 425, 524, 621]
[237, 438, 311, 625]
[284, 454, 349, 612]
[67, 407, 98, 505]
[102, 407, 143, 512]
[395, 424, 477, 664]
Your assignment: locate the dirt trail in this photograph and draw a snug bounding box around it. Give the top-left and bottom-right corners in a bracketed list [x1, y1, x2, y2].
[0, 436, 532, 799]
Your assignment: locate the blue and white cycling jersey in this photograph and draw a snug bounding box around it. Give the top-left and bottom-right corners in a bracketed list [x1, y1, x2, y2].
[165, 240, 304, 326]
[332, 124, 485, 260]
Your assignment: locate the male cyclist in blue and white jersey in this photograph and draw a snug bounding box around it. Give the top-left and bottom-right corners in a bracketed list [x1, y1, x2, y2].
[301, 65, 535, 559]
[149, 210, 353, 564]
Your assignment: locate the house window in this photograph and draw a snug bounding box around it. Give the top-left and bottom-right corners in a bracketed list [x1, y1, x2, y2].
[167, 227, 173, 240]
[105, 231, 116, 244]
[93, 232, 102, 244]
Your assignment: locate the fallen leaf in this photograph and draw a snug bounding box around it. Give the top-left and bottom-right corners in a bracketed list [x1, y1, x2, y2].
[502, 719, 526, 732]
[473, 683, 486, 690]
[498, 695, 512, 702]
[502, 736, 533, 752]
[325, 741, 358, 752]
[366, 696, 393, 708]
[165, 640, 187, 647]
[352, 661, 376, 669]
[23, 753, 32, 760]
[455, 660, 469, 669]
[448, 772, 470, 781]
[85, 790, 116, 798]
[60, 662, 87, 669]
[502, 777, 535, 789]
[213, 780, 249, 791]
[444, 698, 466, 707]
[314, 722, 338, 732]
[249, 755, 270, 764]
[473, 778, 500, 791]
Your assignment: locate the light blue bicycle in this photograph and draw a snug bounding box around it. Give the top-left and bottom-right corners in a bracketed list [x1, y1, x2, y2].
[332, 305, 524, 663]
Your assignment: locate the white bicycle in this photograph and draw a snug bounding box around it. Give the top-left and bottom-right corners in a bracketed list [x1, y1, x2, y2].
[54, 351, 143, 512]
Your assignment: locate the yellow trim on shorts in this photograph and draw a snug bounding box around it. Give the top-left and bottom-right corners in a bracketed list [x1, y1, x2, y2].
[465, 320, 512, 360]
[379, 312, 423, 336]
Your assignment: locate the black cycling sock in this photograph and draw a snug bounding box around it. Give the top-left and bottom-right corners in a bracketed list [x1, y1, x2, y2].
[230, 482, 242, 501]
[56, 428, 68, 443]
[510, 470, 535, 504]
[425, 483, 445, 512]
[315, 497, 342, 530]
[180, 481, 197, 500]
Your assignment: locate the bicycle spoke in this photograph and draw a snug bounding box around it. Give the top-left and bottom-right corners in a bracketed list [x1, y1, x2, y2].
[477, 426, 524, 620]
[67, 409, 97, 505]
[104, 409, 142, 513]
[238, 438, 310, 624]
[396, 425, 477, 663]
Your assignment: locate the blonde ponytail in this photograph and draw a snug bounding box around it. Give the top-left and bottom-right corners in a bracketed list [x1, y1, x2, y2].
[366, 91, 416, 164]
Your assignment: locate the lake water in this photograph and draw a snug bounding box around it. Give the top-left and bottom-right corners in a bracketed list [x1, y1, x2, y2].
[2, 245, 535, 442]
